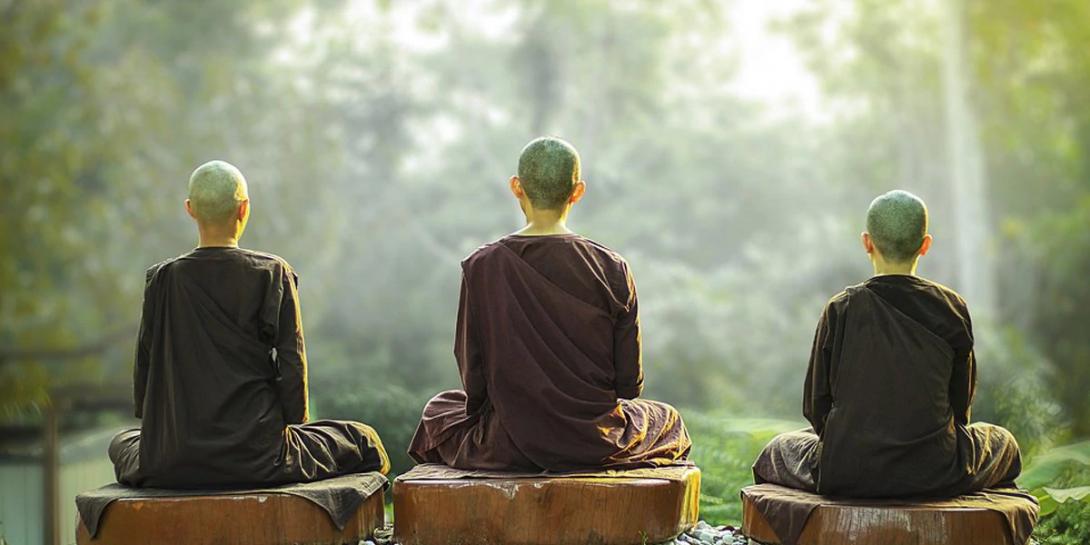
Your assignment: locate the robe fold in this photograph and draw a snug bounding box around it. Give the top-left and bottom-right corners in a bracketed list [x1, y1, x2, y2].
[754, 275, 1022, 498]
[409, 234, 691, 471]
[110, 247, 389, 488]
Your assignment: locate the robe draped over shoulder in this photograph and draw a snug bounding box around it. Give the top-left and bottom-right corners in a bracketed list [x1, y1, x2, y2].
[754, 275, 1021, 498]
[409, 235, 690, 471]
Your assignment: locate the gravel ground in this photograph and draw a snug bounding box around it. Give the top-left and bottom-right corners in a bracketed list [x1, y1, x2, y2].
[362, 520, 751, 545]
[362, 519, 1048, 545]
[655, 520, 749, 545]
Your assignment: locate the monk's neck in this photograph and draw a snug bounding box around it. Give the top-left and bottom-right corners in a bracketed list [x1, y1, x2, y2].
[517, 208, 574, 236]
[196, 226, 241, 248]
[871, 260, 918, 276]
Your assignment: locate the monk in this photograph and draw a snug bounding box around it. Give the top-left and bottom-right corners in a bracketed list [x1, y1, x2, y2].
[109, 160, 389, 488]
[753, 190, 1022, 498]
[408, 137, 691, 471]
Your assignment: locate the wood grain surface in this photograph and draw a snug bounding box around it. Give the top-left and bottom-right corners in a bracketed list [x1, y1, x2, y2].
[393, 468, 701, 545]
[742, 493, 1012, 545]
[76, 490, 384, 545]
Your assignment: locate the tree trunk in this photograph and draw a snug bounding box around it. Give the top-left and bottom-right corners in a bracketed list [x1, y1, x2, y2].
[940, 0, 997, 318]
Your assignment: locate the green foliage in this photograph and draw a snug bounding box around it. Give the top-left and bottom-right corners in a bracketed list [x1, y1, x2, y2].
[1035, 497, 1090, 545]
[1044, 487, 1090, 504]
[1013, 199, 1090, 436]
[972, 325, 1068, 455]
[1020, 441, 1090, 492]
[682, 412, 803, 525]
[1018, 441, 1090, 543]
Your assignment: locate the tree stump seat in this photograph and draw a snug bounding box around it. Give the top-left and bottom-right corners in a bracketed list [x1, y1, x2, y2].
[393, 463, 701, 545]
[741, 483, 1038, 545]
[75, 474, 387, 545]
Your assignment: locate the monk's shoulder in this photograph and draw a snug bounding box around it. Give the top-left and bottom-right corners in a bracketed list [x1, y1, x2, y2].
[578, 237, 626, 260]
[460, 240, 505, 272]
[143, 252, 191, 284]
[236, 248, 292, 266]
[573, 236, 632, 276]
[913, 276, 972, 321]
[918, 277, 967, 303]
[225, 248, 295, 278]
[823, 286, 856, 317]
[831, 283, 862, 305]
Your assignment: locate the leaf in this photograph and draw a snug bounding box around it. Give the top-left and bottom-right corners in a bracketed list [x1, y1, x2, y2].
[1036, 494, 1058, 517]
[1042, 486, 1090, 504]
[1019, 440, 1090, 490]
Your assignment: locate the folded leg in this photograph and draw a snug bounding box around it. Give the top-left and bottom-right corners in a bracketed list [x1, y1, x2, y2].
[282, 419, 391, 482]
[607, 399, 692, 468]
[408, 389, 535, 470]
[956, 422, 1023, 494]
[108, 428, 143, 486]
[752, 428, 821, 493]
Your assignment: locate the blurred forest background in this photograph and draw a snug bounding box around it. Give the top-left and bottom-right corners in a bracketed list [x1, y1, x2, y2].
[3, 0, 1090, 543]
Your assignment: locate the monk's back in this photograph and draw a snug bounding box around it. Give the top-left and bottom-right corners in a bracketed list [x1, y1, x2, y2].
[820, 276, 973, 496]
[464, 235, 633, 425]
[139, 247, 291, 485]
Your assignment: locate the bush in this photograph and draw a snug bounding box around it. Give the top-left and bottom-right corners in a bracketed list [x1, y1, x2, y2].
[1018, 440, 1090, 544]
[681, 411, 803, 525]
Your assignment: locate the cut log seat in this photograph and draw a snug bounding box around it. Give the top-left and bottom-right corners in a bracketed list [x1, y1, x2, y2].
[741, 483, 1039, 545]
[75, 473, 387, 545]
[393, 464, 701, 545]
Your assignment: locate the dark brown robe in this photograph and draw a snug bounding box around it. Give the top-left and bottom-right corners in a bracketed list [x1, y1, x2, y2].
[408, 234, 691, 471]
[109, 247, 389, 488]
[754, 275, 1022, 498]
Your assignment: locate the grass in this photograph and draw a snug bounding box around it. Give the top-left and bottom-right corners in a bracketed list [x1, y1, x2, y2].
[681, 411, 803, 525]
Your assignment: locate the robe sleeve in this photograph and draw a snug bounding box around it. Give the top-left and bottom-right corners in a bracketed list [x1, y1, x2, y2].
[275, 269, 309, 424]
[133, 266, 157, 419]
[455, 271, 488, 414]
[613, 262, 644, 400]
[949, 313, 976, 425]
[804, 300, 836, 436]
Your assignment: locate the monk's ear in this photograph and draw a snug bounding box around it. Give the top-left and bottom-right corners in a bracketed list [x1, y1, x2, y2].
[509, 176, 524, 199]
[861, 232, 874, 255]
[238, 199, 250, 222]
[569, 180, 586, 205]
[918, 234, 933, 257]
[185, 199, 197, 220]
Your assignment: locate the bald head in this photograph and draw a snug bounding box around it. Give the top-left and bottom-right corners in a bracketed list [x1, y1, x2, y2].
[187, 160, 248, 224]
[517, 137, 581, 210]
[866, 190, 928, 263]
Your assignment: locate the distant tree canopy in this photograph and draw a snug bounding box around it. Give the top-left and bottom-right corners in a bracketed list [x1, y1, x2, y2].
[2, 0, 1087, 442]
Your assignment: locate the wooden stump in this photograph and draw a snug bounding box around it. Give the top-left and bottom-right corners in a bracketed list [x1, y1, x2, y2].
[76, 490, 384, 545]
[394, 467, 701, 545]
[742, 487, 1016, 545]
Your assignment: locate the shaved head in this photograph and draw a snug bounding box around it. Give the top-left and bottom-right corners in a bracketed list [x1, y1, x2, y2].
[866, 190, 928, 263]
[187, 160, 248, 224]
[517, 137, 581, 210]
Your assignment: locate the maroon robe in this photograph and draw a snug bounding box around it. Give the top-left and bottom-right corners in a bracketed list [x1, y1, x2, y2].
[409, 234, 691, 471]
